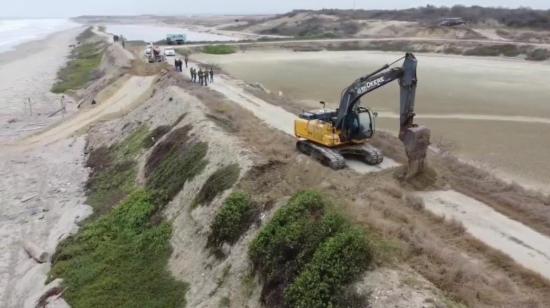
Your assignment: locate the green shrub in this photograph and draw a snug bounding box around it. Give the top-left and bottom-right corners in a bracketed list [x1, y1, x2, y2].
[51, 28, 105, 93]
[112, 126, 150, 161]
[85, 126, 150, 217]
[86, 160, 137, 217]
[193, 164, 240, 207]
[145, 126, 208, 205]
[142, 125, 171, 149]
[249, 191, 353, 305]
[147, 142, 208, 205]
[526, 48, 550, 61]
[208, 192, 255, 247]
[284, 229, 372, 307]
[50, 191, 188, 308]
[202, 45, 236, 55]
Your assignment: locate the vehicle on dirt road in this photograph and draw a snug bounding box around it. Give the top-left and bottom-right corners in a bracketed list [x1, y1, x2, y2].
[294, 53, 431, 177]
[144, 47, 152, 56]
[147, 46, 164, 63]
[164, 48, 176, 57]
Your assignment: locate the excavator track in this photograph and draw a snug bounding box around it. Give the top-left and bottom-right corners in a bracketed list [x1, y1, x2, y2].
[296, 140, 346, 170]
[338, 144, 384, 165]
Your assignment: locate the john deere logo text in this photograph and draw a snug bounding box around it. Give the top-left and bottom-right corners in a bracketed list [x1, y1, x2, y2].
[358, 77, 385, 94]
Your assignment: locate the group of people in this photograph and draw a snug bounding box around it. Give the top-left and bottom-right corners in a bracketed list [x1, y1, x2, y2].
[190, 67, 214, 86]
[174, 56, 188, 72]
[173, 55, 215, 86]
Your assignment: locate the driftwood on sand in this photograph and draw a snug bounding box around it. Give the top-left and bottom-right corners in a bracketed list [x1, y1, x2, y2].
[22, 240, 49, 263]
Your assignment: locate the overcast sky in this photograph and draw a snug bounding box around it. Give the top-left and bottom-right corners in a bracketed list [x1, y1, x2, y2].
[2, 0, 549, 18]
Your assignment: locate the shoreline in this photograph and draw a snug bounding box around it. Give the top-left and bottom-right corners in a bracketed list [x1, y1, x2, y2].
[0, 25, 101, 308]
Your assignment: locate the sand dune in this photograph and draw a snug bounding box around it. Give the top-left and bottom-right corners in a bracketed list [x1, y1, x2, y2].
[18, 75, 156, 147]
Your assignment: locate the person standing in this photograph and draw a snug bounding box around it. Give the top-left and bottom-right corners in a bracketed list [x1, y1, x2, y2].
[209, 67, 214, 83]
[174, 59, 179, 71]
[184, 55, 189, 68]
[190, 67, 194, 82]
[198, 69, 203, 85]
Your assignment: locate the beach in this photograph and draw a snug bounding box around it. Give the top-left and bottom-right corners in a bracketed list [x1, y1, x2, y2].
[0, 24, 91, 308]
[0, 27, 82, 143]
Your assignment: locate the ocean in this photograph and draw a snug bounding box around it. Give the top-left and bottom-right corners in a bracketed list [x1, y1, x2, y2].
[0, 18, 78, 53]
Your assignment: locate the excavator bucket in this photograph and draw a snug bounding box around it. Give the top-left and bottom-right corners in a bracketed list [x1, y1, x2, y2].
[400, 125, 431, 178]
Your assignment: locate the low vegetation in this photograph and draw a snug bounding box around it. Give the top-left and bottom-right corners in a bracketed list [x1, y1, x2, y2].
[51, 28, 105, 93]
[193, 163, 240, 207]
[249, 191, 373, 307]
[208, 192, 256, 247]
[463, 44, 522, 57]
[526, 48, 550, 61]
[202, 45, 236, 55]
[76, 26, 96, 41]
[50, 191, 188, 308]
[142, 125, 171, 149]
[52, 121, 204, 307]
[324, 40, 550, 61]
[145, 125, 209, 204]
[260, 17, 358, 38]
[86, 126, 150, 217]
[285, 229, 371, 307]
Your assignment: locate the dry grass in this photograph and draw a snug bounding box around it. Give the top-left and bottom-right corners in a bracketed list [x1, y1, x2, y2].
[371, 129, 550, 238]
[128, 59, 169, 76]
[404, 193, 424, 211]
[173, 73, 550, 307]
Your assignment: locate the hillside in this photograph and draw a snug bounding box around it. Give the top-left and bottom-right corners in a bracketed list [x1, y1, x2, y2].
[4, 26, 550, 308]
[226, 6, 550, 43]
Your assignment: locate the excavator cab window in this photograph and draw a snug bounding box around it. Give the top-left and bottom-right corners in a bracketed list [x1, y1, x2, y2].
[357, 107, 375, 139]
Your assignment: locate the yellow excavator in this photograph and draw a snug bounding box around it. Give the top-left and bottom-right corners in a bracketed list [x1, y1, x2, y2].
[294, 53, 430, 177]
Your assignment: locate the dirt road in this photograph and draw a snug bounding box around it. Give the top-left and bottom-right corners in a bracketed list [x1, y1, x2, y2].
[418, 190, 550, 281]
[17, 75, 155, 147]
[179, 60, 400, 174]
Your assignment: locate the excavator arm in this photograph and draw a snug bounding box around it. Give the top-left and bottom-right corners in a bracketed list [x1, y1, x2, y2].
[335, 53, 418, 136]
[335, 53, 430, 177]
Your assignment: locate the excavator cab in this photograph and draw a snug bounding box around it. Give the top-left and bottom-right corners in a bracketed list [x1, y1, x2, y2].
[349, 106, 376, 141]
